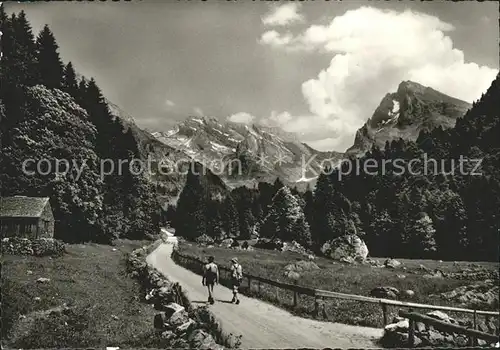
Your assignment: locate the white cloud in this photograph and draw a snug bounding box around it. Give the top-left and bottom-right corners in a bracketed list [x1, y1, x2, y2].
[193, 107, 203, 116]
[262, 3, 304, 26]
[258, 6, 498, 152]
[165, 99, 175, 107]
[227, 112, 256, 124]
[259, 30, 295, 48]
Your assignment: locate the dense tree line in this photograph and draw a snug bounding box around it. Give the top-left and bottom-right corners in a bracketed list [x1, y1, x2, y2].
[173, 75, 499, 262]
[0, 9, 160, 242]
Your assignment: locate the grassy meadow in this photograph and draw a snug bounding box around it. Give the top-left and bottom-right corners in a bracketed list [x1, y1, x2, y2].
[1, 239, 166, 348]
[175, 241, 499, 329]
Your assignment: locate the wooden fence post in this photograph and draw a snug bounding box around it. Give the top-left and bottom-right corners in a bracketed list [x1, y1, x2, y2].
[257, 280, 261, 294]
[321, 297, 328, 319]
[248, 276, 251, 291]
[381, 302, 388, 325]
[471, 309, 477, 346]
[293, 281, 298, 308]
[408, 318, 415, 347]
[314, 297, 320, 317]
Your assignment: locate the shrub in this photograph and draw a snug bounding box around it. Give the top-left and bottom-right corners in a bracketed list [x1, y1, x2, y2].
[195, 234, 214, 246]
[1, 237, 66, 257]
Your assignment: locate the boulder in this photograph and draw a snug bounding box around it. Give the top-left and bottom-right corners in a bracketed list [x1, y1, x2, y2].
[283, 271, 301, 280]
[321, 234, 369, 262]
[175, 318, 195, 334]
[160, 330, 176, 340]
[418, 264, 430, 272]
[164, 303, 189, 327]
[384, 258, 401, 268]
[281, 240, 309, 255]
[366, 259, 384, 268]
[423, 270, 445, 279]
[188, 329, 220, 349]
[384, 319, 409, 332]
[221, 238, 234, 247]
[340, 256, 355, 264]
[402, 290, 415, 298]
[36, 277, 51, 283]
[195, 234, 215, 246]
[427, 310, 452, 323]
[415, 321, 426, 333]
[382, 310, 462, 348]
[435, 280, 499, 309]
[284, 260, 319, 273]
[370, 286, 400, 299]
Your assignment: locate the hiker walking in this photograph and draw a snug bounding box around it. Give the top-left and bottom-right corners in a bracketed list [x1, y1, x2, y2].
[202, 256, 219, 304]
[230, 257, 243, 304]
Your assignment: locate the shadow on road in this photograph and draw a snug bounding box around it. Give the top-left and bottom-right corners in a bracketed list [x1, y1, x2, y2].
[215, 299, 234, 304]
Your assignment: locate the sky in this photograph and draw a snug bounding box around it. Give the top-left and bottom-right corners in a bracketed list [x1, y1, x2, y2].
[5, 0, 499, 152]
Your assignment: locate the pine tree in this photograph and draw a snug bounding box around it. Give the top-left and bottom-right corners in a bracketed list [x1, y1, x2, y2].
[165, 204, 177, 228]
[36, 25, 64, 89]
[176, 168, 208, 240]
[303, 188, 314, 227]
[261, 186, 311, 246]
[239, 207, 255, 239]
[10, 11, 38, 86]
[62, 62, 79, 97]
[223, 196, 240, 238]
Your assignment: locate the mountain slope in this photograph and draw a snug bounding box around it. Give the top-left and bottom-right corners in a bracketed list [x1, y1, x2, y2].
[152, 116, 343, 189]
[346, 81, 471, 155]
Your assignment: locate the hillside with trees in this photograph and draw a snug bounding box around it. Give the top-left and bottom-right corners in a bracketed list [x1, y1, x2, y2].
[173, 74, 499, 262]
[0, 9, 160, 242]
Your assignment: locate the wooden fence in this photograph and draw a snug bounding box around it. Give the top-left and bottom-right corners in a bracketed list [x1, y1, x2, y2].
[399, 310, 499, 347]
[172, 250, 499, 330]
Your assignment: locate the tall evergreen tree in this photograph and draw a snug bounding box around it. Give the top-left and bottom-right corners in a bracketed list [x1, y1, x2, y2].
[10, 11, 38, 86]
[260, 186, 311, 246]
[175, 166, 208, 240]
[62, 62, 79, 97]
[223, 196, 240, 238]
[36, 25, 64, 89]
[239, 207, 255, 240]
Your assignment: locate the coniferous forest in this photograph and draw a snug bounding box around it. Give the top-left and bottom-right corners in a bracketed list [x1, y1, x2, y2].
[172, 74, 500, 262]
[0, 9, 161, 243]
[2, 9, 498, 262]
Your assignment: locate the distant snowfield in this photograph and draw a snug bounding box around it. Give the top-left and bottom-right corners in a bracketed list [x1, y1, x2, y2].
[296, 175, 318, 183]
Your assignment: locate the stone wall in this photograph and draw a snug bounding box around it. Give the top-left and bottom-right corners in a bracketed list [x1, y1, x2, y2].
[1, 237, 65, 256]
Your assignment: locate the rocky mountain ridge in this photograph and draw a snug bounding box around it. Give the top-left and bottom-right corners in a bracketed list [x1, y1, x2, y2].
[346, 80, 471, 155]
[152, 116, 343, 190]
[107, 80, 472, 205]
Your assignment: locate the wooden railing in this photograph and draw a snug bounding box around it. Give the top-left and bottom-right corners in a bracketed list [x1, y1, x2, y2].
[172, 249, 499, 329]
[399, 310, 499, 347]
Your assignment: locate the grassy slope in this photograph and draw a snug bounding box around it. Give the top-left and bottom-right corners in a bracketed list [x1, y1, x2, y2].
[1, 239, 163, 348]
[176, 242, 499, 328]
